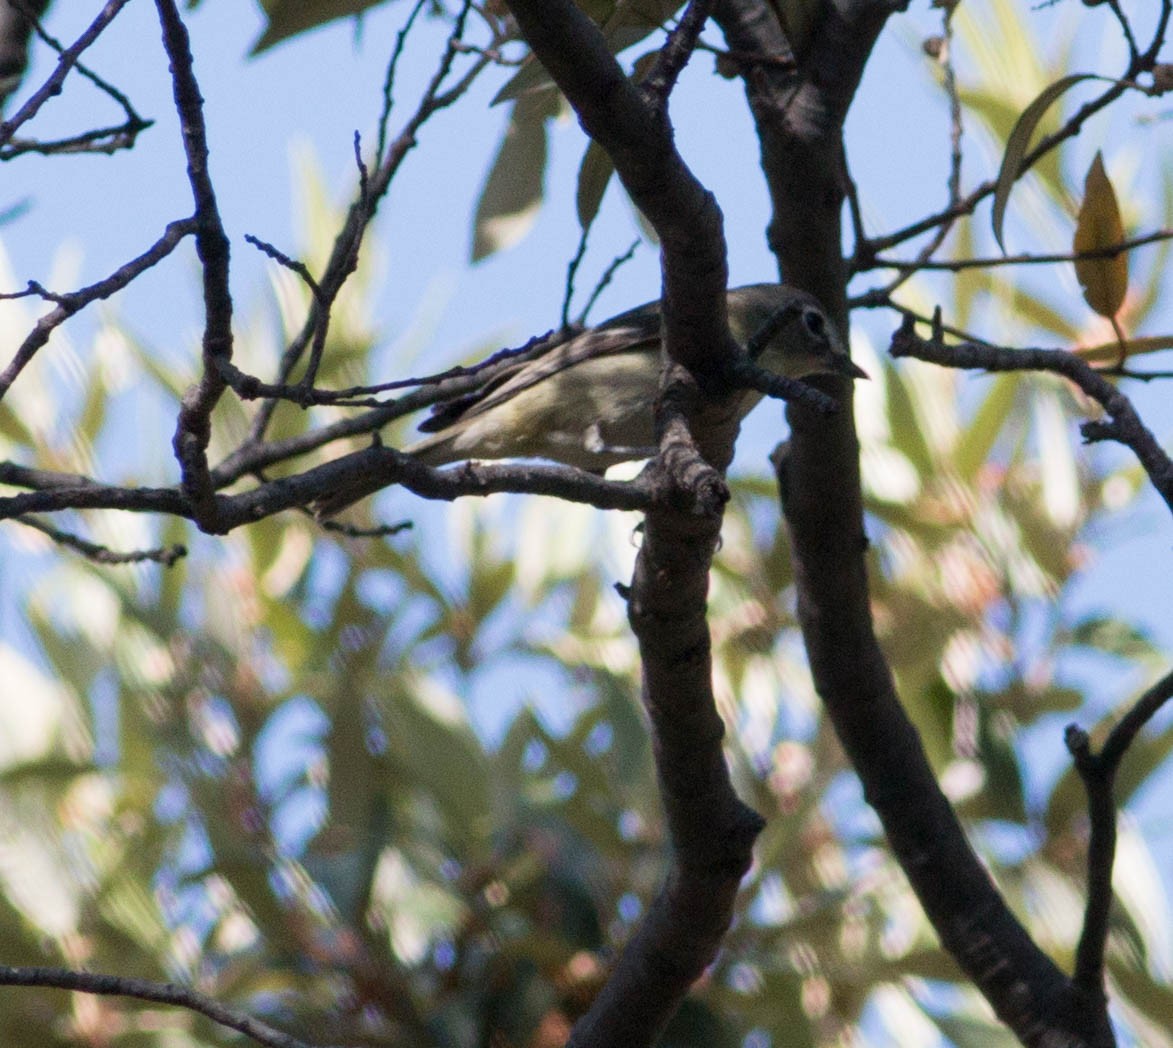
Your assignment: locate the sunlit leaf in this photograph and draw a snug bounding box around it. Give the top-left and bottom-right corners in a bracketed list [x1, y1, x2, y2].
[930, 1009, 1022, 1047]
[955, 375, 1018, 482]
[1110, 964, 1173, 1044]
[1066, 616, 1160, 663]
[1076, 334, 1173, 367]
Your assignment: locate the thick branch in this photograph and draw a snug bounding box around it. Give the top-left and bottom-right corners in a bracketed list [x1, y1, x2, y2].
[718, 2, 1117, 1043]
[296, 444, 654, 523]
[500, 5, 769, 1045]
[0, 453, 654, 528]
[574, 438, 761, 1048]
[715, 0, 902, 324]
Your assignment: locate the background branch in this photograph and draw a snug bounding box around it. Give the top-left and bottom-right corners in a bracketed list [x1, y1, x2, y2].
[0, 965, 335, 1048]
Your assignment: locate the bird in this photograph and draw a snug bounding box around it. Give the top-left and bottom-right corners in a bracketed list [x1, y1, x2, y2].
[316, 284, 864, 515]
[406, 284, 863, 470]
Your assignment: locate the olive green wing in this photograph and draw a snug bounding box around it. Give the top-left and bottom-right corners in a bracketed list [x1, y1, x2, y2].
[417, 299, 662, 432]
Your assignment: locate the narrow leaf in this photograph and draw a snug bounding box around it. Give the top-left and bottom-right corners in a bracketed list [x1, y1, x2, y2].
[251, 0, 387, 54]
[576, 140, 614, 232]
[471, 91, 558, 262]
[1073, 151, 1128, 319]
[491, 0, 668, 105]
[991, 73, 1098, 252]
[1076, 334, 1173, 366]
[492, 55, 554, 106]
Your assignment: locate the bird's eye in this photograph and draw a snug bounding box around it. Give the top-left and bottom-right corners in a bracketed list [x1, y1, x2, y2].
[801, 309, 826, 338]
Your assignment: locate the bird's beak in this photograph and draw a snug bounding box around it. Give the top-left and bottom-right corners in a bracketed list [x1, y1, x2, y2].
[832, 353, 869, 380]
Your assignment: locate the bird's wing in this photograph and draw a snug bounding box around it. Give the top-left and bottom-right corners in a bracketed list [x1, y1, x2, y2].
[417, 303, 661, 431]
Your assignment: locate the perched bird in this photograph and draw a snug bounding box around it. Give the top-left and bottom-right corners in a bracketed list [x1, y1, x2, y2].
[405, 284, 863, 471]
[316, 284, 863, 516]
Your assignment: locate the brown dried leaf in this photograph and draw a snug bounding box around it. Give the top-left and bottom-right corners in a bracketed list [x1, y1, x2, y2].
[1073, 151, 1128, 319]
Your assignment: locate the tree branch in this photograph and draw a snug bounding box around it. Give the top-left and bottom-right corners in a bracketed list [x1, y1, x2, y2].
[889, 312, 1173, 518]
[505, 0, 737, 413]
[156, 0, 234, 532]
[0, 965, 339, 1048]
[864, 3, 1171, 259]
[0, 0, 137, 148]
[718, 1, 1117, 1043]
[245, 3, 490, 445]
[15, 515, 186, 565]
[0, 218, 196, 400]
[500, 4, 769, 1045]
[1065, 669, 1173, 1018]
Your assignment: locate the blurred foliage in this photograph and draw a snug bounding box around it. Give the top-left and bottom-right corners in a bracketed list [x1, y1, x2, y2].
[1, 0, 1172, 1047]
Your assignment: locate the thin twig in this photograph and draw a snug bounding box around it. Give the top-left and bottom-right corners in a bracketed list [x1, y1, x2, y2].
[319, 516, 413, 538]
[575, 239, 640, 327]
[1102, 0, 1140, 62]
[561, 226, 591, 331]
[246, 1, 488, 445]
[0, 0, 138, 147]
[376, 0, 430, 161]
[729, 355, 838, 414]
[0, 218, 197, 400]
[0, 117, 151, 159]
[244, 234, 322, 300]
[863, 6, 1169, 259]
[16, 516, 186, 565]
[213, 327, 555, 410]
[868, 5, 965, 299]
[871, 227, 1173, 273]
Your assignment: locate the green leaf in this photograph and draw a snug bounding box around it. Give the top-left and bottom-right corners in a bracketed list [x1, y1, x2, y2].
[930, 1010, 1021, 1047]
[251, 0, 391, 54]
[492, 0, 680, 104]
[991, 73, 1099, 252]
[956, 706, 1026, 823]
[1066, 616, 1159, 662]
[956, 375, 1018, 481]
[492, 55, 558, 107]
[472, 91, 559, 262]
[1110, 959, 1173, 1041]
[885, 365, 936, 479]
[1077, 334, 1173, 367]
[576, 139, 614, 234]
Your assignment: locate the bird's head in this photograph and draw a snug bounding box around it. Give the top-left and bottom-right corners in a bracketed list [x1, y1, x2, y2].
[731, 284, 868, 382]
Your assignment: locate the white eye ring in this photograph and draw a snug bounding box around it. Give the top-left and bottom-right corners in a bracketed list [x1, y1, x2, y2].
[801, 308, 826, 338]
